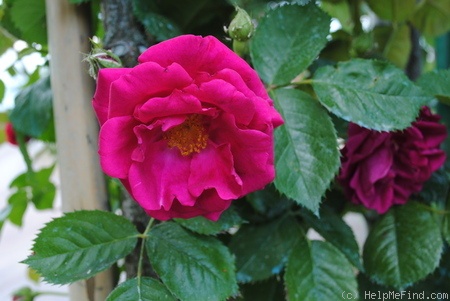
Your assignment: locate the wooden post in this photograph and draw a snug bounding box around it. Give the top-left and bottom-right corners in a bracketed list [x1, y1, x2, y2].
[45, 1, 113, 300]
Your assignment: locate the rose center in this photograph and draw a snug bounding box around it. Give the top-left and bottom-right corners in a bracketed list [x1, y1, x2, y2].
[163, 114, 208, 156]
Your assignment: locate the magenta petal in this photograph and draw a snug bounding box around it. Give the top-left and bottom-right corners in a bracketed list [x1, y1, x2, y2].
[108, 62, 192, 118]
[93, 68, 132, 125]
[128, 141, 195, 211]
[189, 143, 243, 200]
[135, 88, 203, 123]
[188, 79, 255, 126]
[98, 116, 138, 178]
[144, 189, 231, 221]
[363, 146, 393, 184]
[210, 114, 275, 194]
[138, 35, 269, 98]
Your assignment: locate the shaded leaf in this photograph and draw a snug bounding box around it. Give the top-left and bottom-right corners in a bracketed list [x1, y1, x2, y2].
[300, 206, 362, 270]
[271, 88, 340, 213]
[175, 206, 243, 236]
[0, 79, 5, 103]
[132, 0, 182, 41]
[9, 76, 54, 140]
[10, 0, 47, 45]
[367, 0, 416, 22]
[7, 190, 28, 226]
[23, 210, 139, 284]
[374, 24, 411, 69]
[147, 222, 237, 301]
[106, 277, 176, 301]
[229, 215, 303, 283]
[412, 0, 450, 37]
[250, 3, 330, 85]
[313, 59, 430, 131]
[285, 238, 358, 301]
[363, 202, 443, 289]
[418, 69, 450, 106]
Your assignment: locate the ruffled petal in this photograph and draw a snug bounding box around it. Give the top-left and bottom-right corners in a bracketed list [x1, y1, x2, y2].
[128, 140, 195, 211]
[187, 79, 255, 126]
[144, 189, 231, 221]
[93, 68, 132, 125]
[135, 88, 203, 123]
[138, 35, 269, 99]
[108, 62, 193, 118]
[98, 116, 138, 178]
[189, 143, 243, 200]
[210, 113, 275, 194]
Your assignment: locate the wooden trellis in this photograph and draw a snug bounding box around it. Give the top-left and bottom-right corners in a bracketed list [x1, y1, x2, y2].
[45, 1, 113, 300]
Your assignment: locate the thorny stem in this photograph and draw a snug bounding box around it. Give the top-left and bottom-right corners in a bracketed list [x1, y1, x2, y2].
[137, 218, 155, 283]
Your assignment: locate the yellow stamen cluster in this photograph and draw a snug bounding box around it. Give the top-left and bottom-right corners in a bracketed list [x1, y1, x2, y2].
[164, 114, 208, 156]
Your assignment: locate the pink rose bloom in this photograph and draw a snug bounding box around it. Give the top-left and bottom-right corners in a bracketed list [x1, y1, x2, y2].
[338, 106, 446, 214]
[93, 35, 283, 221]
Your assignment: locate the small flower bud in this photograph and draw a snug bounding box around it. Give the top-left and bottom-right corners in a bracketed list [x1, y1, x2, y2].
[5, 122, 30, 146]
[227, 7, 254, 42]
[12, 287, 35, 301]
[84, 41, 122, 80]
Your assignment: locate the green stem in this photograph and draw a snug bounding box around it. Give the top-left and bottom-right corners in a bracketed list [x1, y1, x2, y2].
[137, 218, 155, 282]
[36, 291, 69, 297]
[267, 79, 315, 92]
[416, 202, 450, 215]
[16, 132, 33, 173]
[350, 0, 363, 36]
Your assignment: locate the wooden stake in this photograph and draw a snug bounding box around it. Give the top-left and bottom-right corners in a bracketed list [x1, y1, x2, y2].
[45, 1, 113, 300]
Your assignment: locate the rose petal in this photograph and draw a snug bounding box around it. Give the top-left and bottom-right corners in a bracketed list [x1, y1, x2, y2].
[98, 116, 138, 178]
[186, 79, 255, 126]
[135, 89, 203, 123]
[210, 113, 275, 194]
[144, 189, 231, 221]
[128, 140, 195, 211]
[138, 35, 269, 98]
[189, 143, 243, 200]
[93, 68, 131, 125]
[108, 62, 193, 119]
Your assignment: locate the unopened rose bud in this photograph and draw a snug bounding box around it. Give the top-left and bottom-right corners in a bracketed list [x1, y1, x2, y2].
[5, 122, 30, 146]
[12, 287, 35, 301]
[227, 7, 254, 42]
[84, 45, 122, 80]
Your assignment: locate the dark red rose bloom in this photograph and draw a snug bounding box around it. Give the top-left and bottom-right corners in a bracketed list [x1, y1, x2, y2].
[338, 106, 446, 214]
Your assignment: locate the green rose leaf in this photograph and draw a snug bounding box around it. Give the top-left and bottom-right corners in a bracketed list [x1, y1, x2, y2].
[175, 206, 243, 235]
[250, 3, 330, 85]
[106, 277, 176, 301]
[411, 0, 450, 37]
[10, 0, 47, 45]
[363, 202, 443, 289]
[300, 207, 363, 270]
[23, 210, 139, 284]
[417, 69, 450, 105]
[7, 190, 28, 226]
[285, 238, 358, 301]
[374, 24, 411, 69]
[229, 215, 303, 283]
[366, 0, 416, 22]
[0, 80, 5, 103]
[9, 76, 54, 140]
[271, 88, 340, 213]
[146, 222, 237, 301]
[132, 0, 182, 41]
[313, 59, 430, 131]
